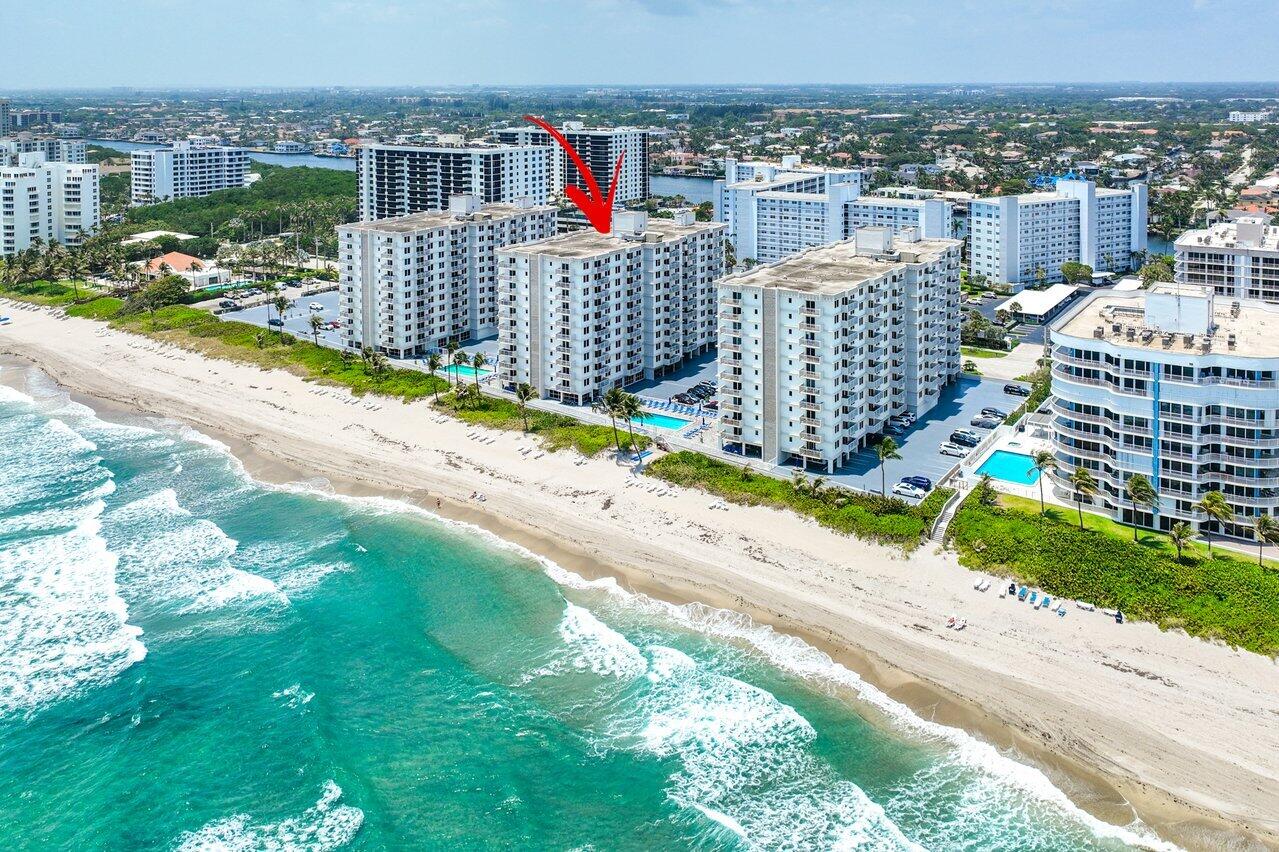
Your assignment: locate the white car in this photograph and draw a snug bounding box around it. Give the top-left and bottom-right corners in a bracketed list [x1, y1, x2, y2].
[939, 442, 970, 458]
[892, 482, 926, 500]
[308, 302, 325, 312]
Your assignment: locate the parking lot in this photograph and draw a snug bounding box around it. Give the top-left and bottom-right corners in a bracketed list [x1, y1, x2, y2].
[223, 288, 344, 348]
[825, 375, 1025, 497]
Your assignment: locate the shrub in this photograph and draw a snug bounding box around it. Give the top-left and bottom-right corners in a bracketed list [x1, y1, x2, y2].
[647, 452, 952, 551]
[947, 491, 1279, 655]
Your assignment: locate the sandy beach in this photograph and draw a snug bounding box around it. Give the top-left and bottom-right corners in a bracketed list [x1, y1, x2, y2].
[3, 299, 1277, 850]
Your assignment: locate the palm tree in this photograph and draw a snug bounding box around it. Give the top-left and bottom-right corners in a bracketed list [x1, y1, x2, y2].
[619, 393, 643, 454]
[426, 353, 443, 400]
[271, 294, 291, 339]
[514, 383, 535, 432]
[1194, 490, 1233, 556]
[1123, 474, 1157, 541]
[740, 462, 753, 482]
[369, 351, 388, 376]
[1251, 514, 1279, 567]
[360, 346, 375, 372]
[1068, 466, 1098, 530]
[308, 313, 324, 345]
[1168, 521, 1194, 562]
[470, 352, 487, 397]
[1031, 450, 1056, 514]
[601, 386, 626, 452]
[790, 469, 808, 494]
[451, 349, 469, 391]
[810, 475, 827, 499]
[445, 341, 460, 389]
[876, 436, 901, 496]
[976, 472, 997, 506]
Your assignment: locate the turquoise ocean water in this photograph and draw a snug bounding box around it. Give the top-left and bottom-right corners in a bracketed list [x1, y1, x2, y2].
[0, 364, 1174, 851]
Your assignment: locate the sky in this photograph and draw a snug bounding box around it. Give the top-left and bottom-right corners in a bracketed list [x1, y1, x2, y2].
[9, 0, 1279, 89]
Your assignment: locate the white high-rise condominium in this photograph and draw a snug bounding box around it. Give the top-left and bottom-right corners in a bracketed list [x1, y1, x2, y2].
[1, 136, 87, 165]
[968, 179, 1147, 290]
[355, 143, 551, 221]
[1174, 216, 1279, 302]
[716, 155, 952, 264]
[497, 211, 724, 403]
[1049, 282, 1279, 537]
[716, 156, 865, 263]
[337, 195, 556, 357]
[492, 123, 649, 202]
[717, 228, 962, 472]
[0, 153, 99, 257]
[130, 140, 250, 204]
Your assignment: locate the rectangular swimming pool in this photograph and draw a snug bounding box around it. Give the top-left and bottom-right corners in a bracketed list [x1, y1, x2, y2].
[976, 450, 1041, 485]
[635, 412, 693, 430]
[443, 364, 494, 379]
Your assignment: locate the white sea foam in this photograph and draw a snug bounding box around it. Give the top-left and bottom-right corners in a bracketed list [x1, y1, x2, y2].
[174, 780, 363, 851]
[557, 602, 649, 679]
[108, 489, 288, 615]
[0, 512, 146, 717]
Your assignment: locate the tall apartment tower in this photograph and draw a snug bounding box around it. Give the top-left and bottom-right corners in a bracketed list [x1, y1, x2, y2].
[493, 123, 649, 202]
[0, 136, 87, 165]
[0, 100, 10, 136]
[968, 179, 1148, 290]
[337, 195, 557, 357]
[1174, 216, 1279, 302]
[0, 153, 99, 257]
[1049, 282, 1279, 537]
[130, 141, 250, 204]
[355, 143, 551, 221]
[717, 228, 962, 472]
[497, 211, 724, 404]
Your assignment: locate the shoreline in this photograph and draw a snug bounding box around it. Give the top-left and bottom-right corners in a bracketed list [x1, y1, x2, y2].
[3, 305, 1277, 849]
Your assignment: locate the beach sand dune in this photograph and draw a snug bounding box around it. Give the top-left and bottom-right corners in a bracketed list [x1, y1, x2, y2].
[3, 300, 1277, 849]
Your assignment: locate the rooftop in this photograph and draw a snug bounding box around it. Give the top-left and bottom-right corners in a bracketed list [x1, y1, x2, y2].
[996, 283, 1078, 316]
[1175, 219, 1279, 252]
[339, 202, 555, 234]
[723, 234, 958, 296]
[504, 217, 723, 259]
[1055, 283, 1279, 358]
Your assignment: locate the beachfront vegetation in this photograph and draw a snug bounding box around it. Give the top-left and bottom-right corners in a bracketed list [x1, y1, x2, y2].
[960, 346, 1008, 359]
[946, 491, 1279, 655]
[647, 451, 953, 551]
[434, 389, 646, 457]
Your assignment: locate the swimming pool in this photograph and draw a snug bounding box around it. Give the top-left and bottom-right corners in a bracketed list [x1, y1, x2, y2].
[976, 450, 1041, 485]
[443, 364, 494, 379]
[635, 411, 693, 430]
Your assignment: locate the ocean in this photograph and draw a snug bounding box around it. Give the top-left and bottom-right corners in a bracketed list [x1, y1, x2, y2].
[0, 363, 1174, 851]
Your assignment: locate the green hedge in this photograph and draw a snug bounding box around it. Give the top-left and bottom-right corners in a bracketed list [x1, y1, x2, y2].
[947, 491, 1279, 655]
[647, 451, 953, 551]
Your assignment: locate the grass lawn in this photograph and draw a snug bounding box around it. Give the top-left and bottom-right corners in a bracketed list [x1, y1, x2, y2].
[998, 492, 1279, 569]
[647, 451, 953, 551]
[947, 489, 1279, 655]
[961, 346, 1008, 359]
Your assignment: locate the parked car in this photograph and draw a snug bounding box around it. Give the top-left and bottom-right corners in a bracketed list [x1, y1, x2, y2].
[884, 423, 905, 435]
[949, 431, 980, 448]
[891, 412, 916, 424]
[892, 482, 927, 500]
[970, 416, 1001, 429]
[981, 407, 1009, 419]
[267, 318, 285, 328]
[939, 442, 970, 458]
[672, 393, 697, 405]
[218, 299, 239, 309]
[1004, 383, 1031, 397]
[308, 302, 325, 312]
[900, 475, 933, 490]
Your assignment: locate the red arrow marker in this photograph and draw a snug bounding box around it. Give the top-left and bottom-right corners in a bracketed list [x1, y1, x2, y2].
[524, 114, 624, 234]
